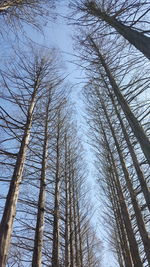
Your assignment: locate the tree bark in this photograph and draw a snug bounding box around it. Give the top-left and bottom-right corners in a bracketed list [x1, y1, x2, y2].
[109, 158, 142, 266]
[76, 193, 84, 267]
[68, 157, 74, 267]
[101, 124, 142, 266]
[102, 102, 150, 264]
[52, 116, 61, 267]
[86, 3, 150, 60]
[0, 80, 39, 267]
[64, 135, 70, 267]
[108, 89, 150, 212]
[32, 95, 50, 267]
[108, 173, 133, 266]
[89, 37, 150, 165]
[86, 234, 92, 267]
[72, 174, 80, 267]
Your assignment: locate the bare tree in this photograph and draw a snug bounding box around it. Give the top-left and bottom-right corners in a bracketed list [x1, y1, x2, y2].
[82, 65, 150, 264]
[0, 0, 55, 33]
[101, 99, 150, 264]
[0, 48, 60, 266]
[70, 0, 150, 60]
[51, 107, 64, 267]
[85, 36, 150, 165]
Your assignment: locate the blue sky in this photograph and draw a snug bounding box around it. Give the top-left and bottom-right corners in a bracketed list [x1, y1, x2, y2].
[25, 3, 118, 266]
[0, 2, 118, 266]
[46, 4, 118, 266]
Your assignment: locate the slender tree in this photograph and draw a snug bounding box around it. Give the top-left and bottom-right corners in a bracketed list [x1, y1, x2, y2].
[82, 76, 150, 264]
[71, 0, 150, 60]
[85, 36, 150, 165]
[0, 49, 60, 266]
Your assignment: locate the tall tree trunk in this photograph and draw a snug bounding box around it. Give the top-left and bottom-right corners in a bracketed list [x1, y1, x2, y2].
[68, 159, 74, 267]
[72, 174, 80, 267]
[89, 36, 150, 165]
[110, 159, 142, 266]
[32, 95, 50, 267]
[114, 228, 125, 267]
[0, 82, 39, 267]
[108, 89, 150, 212]
[102, 102, 150, 264]
[86, 234, 92, 267]
[52, 119, 61, 267]
[76, 193, 84, 267]
[101, 124, 142, 266]
[64, 135, 70, 267]
[86, 3, 150, 60]
[108, 174, 133, 266]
